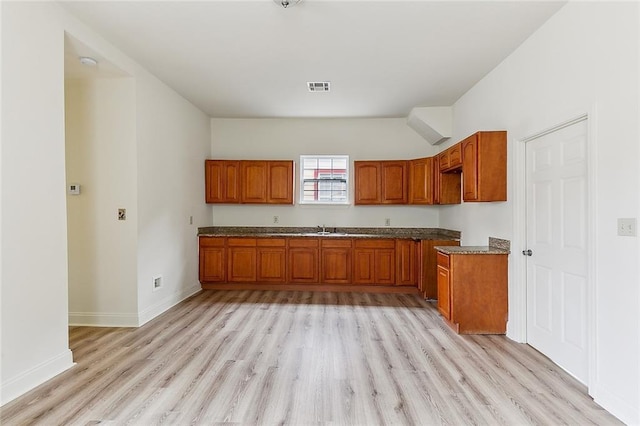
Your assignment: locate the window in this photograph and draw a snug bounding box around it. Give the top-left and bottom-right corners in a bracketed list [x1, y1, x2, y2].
[299, 155, 349, 204]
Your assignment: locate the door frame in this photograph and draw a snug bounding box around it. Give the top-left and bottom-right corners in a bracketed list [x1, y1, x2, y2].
[511, 107, 598, 393]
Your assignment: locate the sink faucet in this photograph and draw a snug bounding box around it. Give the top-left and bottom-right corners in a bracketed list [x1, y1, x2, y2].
[318, 224, 326, 233]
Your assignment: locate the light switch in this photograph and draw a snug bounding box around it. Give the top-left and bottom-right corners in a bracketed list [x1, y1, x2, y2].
[617, 218, 636, 236]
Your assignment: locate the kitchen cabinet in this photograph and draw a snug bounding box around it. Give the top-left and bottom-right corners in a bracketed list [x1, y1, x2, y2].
[419, 239, 460, 299]
[354, 161, 408, 205]
[353, 239, 395, 285]
[205, 160, 240, 203]
[434, 156, 461, 205]
[408, 157, 434, 205]
[395, 239, 417, 286]
[287, 238, 319, 283]
[461, 131, 507, 202]
[257, 239, 286, 282]
[321, 239, 352, 284]
[438, 143, 462, 172]
[436, 250, 508, 334]
[227, 238, 257, 282]
[199, 237, 226, 282]
[206, 159, 293, 204]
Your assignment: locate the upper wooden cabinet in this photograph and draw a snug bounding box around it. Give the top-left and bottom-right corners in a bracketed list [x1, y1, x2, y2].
[434, 156, 461, 205]
[206, 159, 294, 204]
[408, 157, 434, 205]
[205, 160, 240, 203]
[354, 160, 408, 205]
[438, 143, 462, 172]
[461, 131, 507, 202]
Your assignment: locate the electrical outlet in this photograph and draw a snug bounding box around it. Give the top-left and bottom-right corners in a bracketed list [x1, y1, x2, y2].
[385, 218, 391, 227]
[617, 218, 637, 236]
[152, 276, 163, 291]
[273, 215, 279, 224]
[118, 208, 126, 221]
[189, 215, 193, 225]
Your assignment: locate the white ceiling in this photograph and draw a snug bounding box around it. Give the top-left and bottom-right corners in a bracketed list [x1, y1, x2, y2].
[60, 0, 566, 119]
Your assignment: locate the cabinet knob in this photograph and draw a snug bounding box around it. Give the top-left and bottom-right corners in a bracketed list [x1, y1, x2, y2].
[522, 249, 533, 256]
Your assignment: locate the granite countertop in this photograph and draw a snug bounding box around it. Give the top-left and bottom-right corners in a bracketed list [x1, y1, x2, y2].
[435, 237, 510, 254]
[198, 226, 460, 241]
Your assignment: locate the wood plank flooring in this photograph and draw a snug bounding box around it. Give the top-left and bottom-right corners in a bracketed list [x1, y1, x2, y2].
[1, 290, 620, 425]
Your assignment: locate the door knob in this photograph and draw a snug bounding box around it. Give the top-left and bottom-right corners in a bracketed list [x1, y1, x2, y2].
[522, 249, 533, 256]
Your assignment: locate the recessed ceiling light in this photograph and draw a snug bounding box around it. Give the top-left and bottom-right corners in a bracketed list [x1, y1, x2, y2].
[78, 56, 98, 67]
[273, 0, 302, 9]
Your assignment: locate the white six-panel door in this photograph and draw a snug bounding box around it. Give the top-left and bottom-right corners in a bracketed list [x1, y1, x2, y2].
[525, 118, 589, 384]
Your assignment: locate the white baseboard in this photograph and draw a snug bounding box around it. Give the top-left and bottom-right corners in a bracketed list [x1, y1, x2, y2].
[68, 312, 139, 327]
[1, 349, 74, 406]
[592, 383, 639, 425]
[137, 284, 201, 326]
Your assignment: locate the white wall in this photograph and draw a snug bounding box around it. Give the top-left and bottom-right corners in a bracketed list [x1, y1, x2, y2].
[1, 1, 74, 404]
[65, 78, 139, 326]
[442, 2, 639, 424]
[1, 1, 211, 404]
[135, 74, 211, 325]
[210, 118, 440, 228]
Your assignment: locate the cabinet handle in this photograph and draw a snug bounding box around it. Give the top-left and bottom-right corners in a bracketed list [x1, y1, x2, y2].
[522, 249, 533, 256]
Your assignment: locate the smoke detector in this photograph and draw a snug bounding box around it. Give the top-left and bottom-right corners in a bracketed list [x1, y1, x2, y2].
[273, 0, 302, 8]
[307, 82, 330, 92]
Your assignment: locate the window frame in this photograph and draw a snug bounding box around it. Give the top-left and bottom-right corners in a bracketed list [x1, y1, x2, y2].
[299, 155, 350, 205]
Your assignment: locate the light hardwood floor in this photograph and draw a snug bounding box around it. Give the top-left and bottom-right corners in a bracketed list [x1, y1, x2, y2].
[1, 290, 620, 425]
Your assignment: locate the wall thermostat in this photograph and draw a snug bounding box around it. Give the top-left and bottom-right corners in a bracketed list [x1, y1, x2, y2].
[68, 183, 81, 195]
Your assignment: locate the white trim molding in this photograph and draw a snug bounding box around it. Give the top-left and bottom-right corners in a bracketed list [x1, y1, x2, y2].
[137, 284, 201, 327]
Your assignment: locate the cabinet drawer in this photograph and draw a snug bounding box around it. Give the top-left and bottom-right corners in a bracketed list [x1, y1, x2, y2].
[354, 239, 395, 249]
[199, 237, 225, 247]
[257, 238, 286, 247]
[227, 238, 257, 247]
[288, 238, 319, 248]
[321, 239, 352, 248]
[436, 251, 450, 268]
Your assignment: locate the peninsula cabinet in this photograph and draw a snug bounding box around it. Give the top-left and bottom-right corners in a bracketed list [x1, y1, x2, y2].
[256, 238, 286, 283]
[205, 160, 240, 203]
[436, 250, 508, 334]
[419, 239, 460, 299]
[205, 159, 294, 204]
[199, 236, 226, 282]
[354, 161, 408, 205]
[320, 239, 352, 284]
[353, 239, 395, 285]
[287, 238, 319, 283]
[461, 131, 507, 202]
[227, 238, 257, 282]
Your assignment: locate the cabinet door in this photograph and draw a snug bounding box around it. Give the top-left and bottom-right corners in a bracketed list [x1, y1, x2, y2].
[267, 161, 294, 204]
[240, 161, 268, 203]
[381, 161, 408, 204]
[395, 240, 416, 286]
[321, 240, 352, 284]
[227, 238, 257, 282]
[354, 161, 381, 204]
[257, 239, 286, 282]
[374, 248, 396, 284]
[436, 265, 451, 319]
[408, 158, 434, 205]
[205, 160, 240, 203]
[199, 238, 226, 282]
[462, 135, 479, 201]
[353, 249, 375, 284]
[288, 239, 319, 283]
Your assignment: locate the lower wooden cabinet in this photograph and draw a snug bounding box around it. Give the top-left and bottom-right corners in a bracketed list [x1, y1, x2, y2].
[419, 239, 460, 299]
[287, 238, 319, 283]
[227, 238, 257, 282]
[436, 250, 508, 334]
[256, 239, 286, 282]
[320, 239, 352, 284]
[395, 240, 417, 286]
[199, 237, 226, 282]
[353, 239, 395, 285]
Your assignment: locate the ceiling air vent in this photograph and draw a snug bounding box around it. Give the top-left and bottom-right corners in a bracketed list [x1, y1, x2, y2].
[307, 81, 330, 92]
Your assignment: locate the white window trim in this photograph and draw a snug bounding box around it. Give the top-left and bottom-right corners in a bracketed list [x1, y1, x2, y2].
[299, 155, 350, 205]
